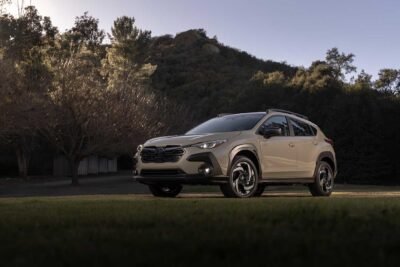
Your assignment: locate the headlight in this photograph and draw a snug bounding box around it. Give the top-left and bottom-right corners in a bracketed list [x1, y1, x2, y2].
[137, 144, 143, 152]
[191, 140, 227, 149]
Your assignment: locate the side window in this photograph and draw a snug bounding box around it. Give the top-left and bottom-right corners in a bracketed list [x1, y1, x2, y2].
[261, 116, 290, 136]
[289, 118, 314, 136]
[310, 125, 318, 136]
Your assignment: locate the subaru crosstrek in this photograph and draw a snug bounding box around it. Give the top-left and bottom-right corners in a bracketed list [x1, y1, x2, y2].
[134, 109, 337, 198]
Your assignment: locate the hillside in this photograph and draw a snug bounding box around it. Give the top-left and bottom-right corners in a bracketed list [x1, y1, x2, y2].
[148, 29, 296, 118]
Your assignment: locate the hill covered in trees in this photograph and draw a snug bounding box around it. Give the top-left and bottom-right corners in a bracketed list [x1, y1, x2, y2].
[148, 29, 297, 118]
[0, 5, 399, 183]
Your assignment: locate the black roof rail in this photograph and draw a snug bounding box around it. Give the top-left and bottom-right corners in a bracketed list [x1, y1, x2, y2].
[218, 113, 232, 117]
[267, 109, 309, 120]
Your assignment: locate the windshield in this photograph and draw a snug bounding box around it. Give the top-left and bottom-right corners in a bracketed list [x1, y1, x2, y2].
[186, 113, 265, 135]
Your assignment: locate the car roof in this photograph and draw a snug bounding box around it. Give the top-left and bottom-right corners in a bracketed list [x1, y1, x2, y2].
[219, 109, 308, 119]
[216, 111, 321, 133]
[217, 112, 266, 117]
[218, 111, 318, 128]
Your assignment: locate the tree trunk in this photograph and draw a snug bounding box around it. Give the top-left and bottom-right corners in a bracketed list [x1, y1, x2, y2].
[16, 147, 29, 179]
[69, 158, 80, 186]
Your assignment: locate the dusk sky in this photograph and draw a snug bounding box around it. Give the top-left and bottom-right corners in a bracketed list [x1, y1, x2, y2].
[7, 0, 400, 77]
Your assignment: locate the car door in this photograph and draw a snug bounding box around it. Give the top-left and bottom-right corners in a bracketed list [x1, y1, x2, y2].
[258, 115, 298, 179]
[287, 117, 318, 178]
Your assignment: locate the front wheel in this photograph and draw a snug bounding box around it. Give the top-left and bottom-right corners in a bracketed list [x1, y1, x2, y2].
[148, 184, 182, 198]
[309, 161, 334, 197]
[220, 156, 259, 198]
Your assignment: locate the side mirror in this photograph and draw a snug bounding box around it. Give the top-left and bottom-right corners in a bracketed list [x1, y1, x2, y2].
[260, 126, 282, 138]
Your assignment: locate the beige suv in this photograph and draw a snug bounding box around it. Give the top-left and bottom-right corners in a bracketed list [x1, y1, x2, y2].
[134, 109, 337, 198]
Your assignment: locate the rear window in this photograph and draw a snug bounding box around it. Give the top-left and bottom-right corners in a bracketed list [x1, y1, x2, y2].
[310, 125, 318, 136]
[186, 113, 265, 135]
[289, 118, 316, 136]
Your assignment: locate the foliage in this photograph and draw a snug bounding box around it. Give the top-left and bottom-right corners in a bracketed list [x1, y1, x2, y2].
[0, 0, 10, 14]
[0, 8, 189, 183]
[375, 68, 400, 94]
[325, 47, 357, 80]
[67, 12, 105, 50]
[353, 70, 373, 90]
[148, 29, 296, 119]
[0, 6, 55, 178]
[102, 16, 152, 91]
[37, 13, 189, 184]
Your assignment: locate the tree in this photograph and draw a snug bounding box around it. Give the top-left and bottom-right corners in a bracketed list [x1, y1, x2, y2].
[0, 6, 56, 178]
[251, 71, 286, 86]
[102, 16, 152, 90]
[67, 12, 105, 50]
[103, 16, 191, 141]
[39, 13, 107, 185]
[326, 47, 357, 81]
[374, 69, 400, 94]
[0, 48, 53, 178]
[40, 15, 178, 185]
[0, 0, 10, 14]
[353, 70, 373, 90]
[290, 61, 338, 92]
[42, 43, 179, 185]
[41, 46, 109, 185]
[110, 16, 151, 49]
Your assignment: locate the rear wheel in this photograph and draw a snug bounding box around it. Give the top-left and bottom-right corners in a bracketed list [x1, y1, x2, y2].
[148, 184, 182, 198]
[309, 161, 334, 197]
[220, 156, 259, 198]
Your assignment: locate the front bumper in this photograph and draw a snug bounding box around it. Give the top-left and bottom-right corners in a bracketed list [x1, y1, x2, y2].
[135, 174, 228, 185]
[134, 151, 228, 185]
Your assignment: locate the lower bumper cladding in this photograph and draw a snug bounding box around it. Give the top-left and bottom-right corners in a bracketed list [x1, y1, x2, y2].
[134, 173, 228, 185]
[135, 152, 227, 185]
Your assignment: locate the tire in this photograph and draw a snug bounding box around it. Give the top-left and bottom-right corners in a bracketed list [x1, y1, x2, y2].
[219, 184, 234, 197]
[148, 184, 182, 198]
[309, 161, 334, 197]
[220, 156, 259, 198]
[253, 184, 266, 197]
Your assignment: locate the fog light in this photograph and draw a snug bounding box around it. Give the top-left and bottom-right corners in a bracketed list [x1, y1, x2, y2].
[198, 164, 213, 177]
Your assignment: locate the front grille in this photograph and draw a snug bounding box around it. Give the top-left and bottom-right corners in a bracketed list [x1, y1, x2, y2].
[141, 169, 185, 177]
[140, 146, 185, 163]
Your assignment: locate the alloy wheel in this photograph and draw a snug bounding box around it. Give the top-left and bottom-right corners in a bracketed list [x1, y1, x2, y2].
[231, 161, 257, 197]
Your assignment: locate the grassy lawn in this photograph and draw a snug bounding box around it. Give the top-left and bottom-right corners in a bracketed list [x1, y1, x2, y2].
[1, 195, 400, 266]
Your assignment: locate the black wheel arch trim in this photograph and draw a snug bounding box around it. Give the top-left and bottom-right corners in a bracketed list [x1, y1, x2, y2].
[228, 144, 262, 177]
[316, 151, 337, 177]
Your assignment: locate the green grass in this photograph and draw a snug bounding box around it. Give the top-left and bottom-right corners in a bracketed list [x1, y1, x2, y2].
[1, 195, 400, 266]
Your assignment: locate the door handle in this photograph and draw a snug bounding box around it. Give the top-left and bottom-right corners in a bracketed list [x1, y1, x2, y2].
[289, 143, 295, 148]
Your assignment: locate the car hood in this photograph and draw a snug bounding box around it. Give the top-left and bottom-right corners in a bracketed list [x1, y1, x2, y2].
[144, 132, 241, 147]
